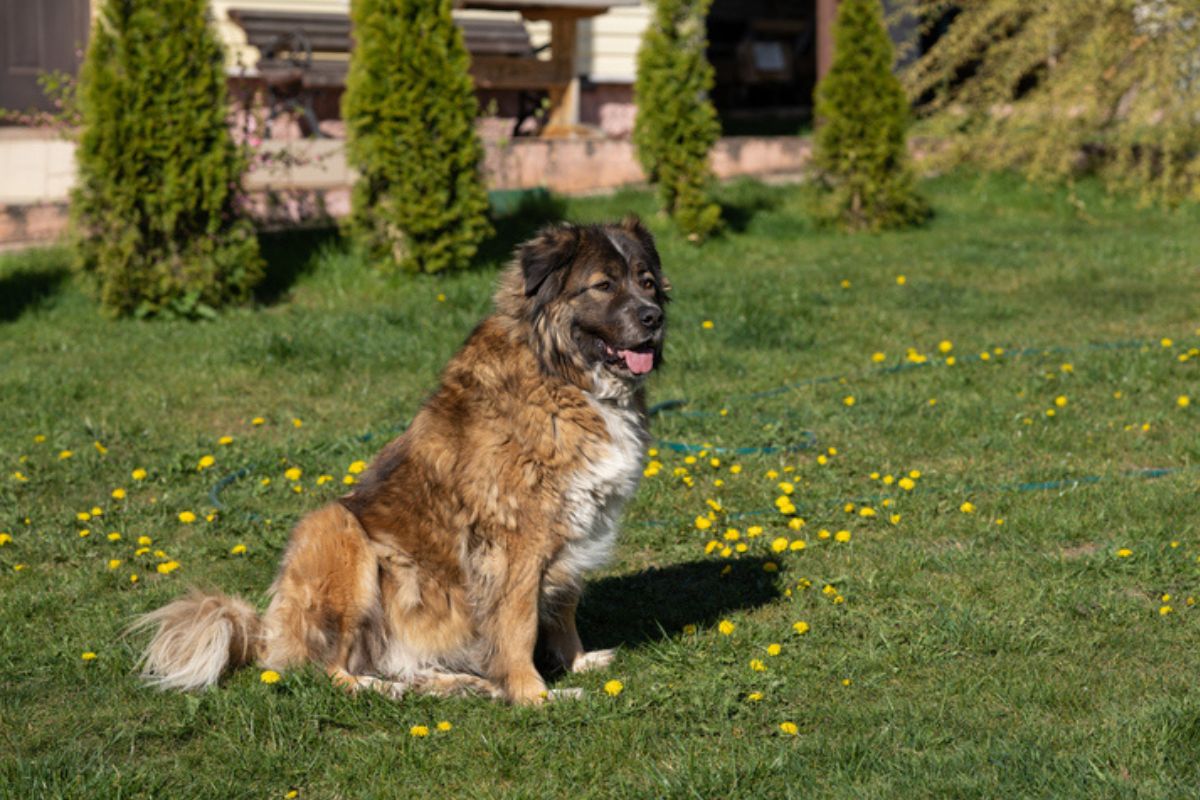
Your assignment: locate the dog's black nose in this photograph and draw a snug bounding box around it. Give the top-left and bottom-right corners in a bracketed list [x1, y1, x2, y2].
[638, 305, 663, 330]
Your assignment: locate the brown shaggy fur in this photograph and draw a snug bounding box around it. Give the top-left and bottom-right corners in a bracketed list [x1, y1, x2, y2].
[136, 217, 669, 704]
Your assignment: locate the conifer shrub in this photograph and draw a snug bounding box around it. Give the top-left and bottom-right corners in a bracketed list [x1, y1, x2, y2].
[634, 0, 722, 241]
[901, 1, 1200, 206]
[343, 0, 492, 274]
[812, 0, 929, 232]
[72, 0, 263, 318]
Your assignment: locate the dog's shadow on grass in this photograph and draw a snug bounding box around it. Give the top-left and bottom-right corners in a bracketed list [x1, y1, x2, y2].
[574, 557, 780, 652]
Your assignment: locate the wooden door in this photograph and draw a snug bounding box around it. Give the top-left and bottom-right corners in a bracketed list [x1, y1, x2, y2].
[0, 0, 91, 115]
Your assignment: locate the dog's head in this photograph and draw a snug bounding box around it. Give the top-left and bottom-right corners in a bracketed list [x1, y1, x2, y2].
[498, 217, 670, 393]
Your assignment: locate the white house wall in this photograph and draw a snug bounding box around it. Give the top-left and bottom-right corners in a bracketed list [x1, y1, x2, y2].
[205, 0, 648, 83]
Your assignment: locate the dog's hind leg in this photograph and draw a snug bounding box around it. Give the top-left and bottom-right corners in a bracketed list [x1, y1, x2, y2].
[410, 670, 504, 699]
[259, 503, 380, 677]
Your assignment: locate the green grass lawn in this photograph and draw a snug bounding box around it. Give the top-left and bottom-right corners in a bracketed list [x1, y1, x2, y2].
[2, 172, 1199, 798]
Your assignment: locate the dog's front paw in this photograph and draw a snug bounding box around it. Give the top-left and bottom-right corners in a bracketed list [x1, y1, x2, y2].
[571, 648, 617, 673]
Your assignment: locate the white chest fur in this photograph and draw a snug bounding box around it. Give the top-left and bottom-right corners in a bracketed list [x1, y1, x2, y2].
[556, 392, 647, 581]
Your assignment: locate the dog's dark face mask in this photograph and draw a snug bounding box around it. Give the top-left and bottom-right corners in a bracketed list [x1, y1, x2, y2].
[520, 216, 670, 382]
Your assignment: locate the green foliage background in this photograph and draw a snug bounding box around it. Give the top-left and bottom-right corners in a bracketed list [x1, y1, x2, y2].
[813, 0, 929, 232]
[901, 0, 1200, 206]
[71, 0, 263, 318]
[634, 0, 722, 240]
[343, 0, 492, 273]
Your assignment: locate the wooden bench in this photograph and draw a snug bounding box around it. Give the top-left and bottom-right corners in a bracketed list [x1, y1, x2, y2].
[227, 9, 551, 137]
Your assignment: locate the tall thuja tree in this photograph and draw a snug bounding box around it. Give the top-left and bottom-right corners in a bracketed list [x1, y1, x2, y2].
[72, 0, 263, 317]
[812, 0, 929, 232]
[344, 0, 492, 273]
[634, 0, 722, 240]
[901, 1, 1200, 206]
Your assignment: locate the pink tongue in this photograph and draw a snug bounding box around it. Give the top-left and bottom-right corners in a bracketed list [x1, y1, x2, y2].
[620, 349, 654, 375]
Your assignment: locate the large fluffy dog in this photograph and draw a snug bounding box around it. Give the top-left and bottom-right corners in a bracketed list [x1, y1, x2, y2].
[136, 218, 668, 704]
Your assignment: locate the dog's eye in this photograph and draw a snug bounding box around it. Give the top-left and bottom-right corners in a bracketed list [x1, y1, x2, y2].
[641, 277, 656, 291]
[593, 281, 612, 292]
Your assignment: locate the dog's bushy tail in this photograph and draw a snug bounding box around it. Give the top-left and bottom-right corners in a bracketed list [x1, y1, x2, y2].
[131, 590, 261, 690]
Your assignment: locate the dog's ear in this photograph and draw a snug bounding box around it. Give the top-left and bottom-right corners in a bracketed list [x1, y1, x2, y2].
[520, 223, 580, 300]
[621, 215, 671, 295]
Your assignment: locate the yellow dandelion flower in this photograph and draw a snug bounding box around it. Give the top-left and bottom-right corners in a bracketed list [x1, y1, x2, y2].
[129, 574, 138, 583]
[960, 502, 976, 514]
[938, 340, 953, 354]
[788, 517, 805, 531]
[178, 511, 196, 524]
[839, 279, 851, 289]
[81, 652, 97, 661]
[260, 670, 281, 684]
[1055, 396, 1068, 408]
[131, 468, 147, 481]
[284, 467, 302, 481]
[604, 679, 624, 696]
[0, 533, 10, 546]
[91, 506, 103, 517]
[779, 722, 799, 736]
[1116, 548, 1133, 558]
[695, 516, 712, 531]
[156, 560, 180, 574]
[766, 643, 781, 656]
[763, 562, 778, 573]
[749, 658, 767, 672]
[841, 678, 852, 686]
[889, 514, 901, 525]
[746, 692, 764, 702]
[789, 540, 806, 551]
[76, 512, 90, 522]
[348, 460, 367, 475]
[342, 475, 355, 485]
[898, 477, 915, 491]
[771, 537, 789, 553]
[718, 620, 735, 635]
[724, 529, 740, 542]
[230, 544, 247, 556]
[59, 450, 73, 460]
[896, 274, 907, 285]
[729, 464, 742, 475]
[197, 455, 215, 470]
[816, 454, 828, 466]
[701, 320, 714, 329]
[882, 474, 895, 485]
[410, 725, 429, 738]
[252, 416, 265, 426]
[137, 535, 152, 546]
[78, 529, 90, 538]
[1160, 605, 1173, 616]
[859, 507, 876, 518]
[843, 396, 856, 407]
[34, 434, 46, 443]
[107, 559, 121, 570]
[834, 530, 851, 543]
[437, 721, 453, 732]
[1178, 396, 1191, 408]
[1162, 337, 1174, 348]
[793, 621, 810, 635]
[106, 532, 121, 542]
[292, 418, 303, 428]
[817, 529, 831, 540]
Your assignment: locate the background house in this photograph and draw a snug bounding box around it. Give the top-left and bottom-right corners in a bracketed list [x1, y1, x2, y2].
[2, 0, 891, 138]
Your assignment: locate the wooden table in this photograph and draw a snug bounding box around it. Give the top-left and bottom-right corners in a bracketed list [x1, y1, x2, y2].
[459, 0, 639, 136]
